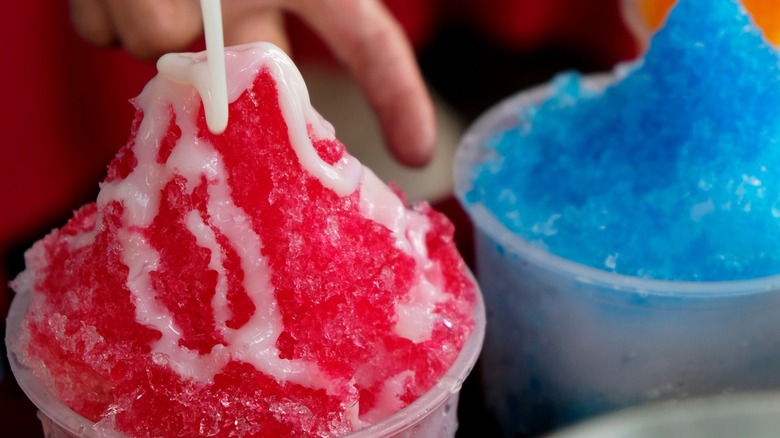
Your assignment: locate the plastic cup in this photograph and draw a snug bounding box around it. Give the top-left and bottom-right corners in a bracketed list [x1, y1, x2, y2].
[549, 391, 780, 438]
[5, 276, 485, 437]
[454, 73, 780, 437]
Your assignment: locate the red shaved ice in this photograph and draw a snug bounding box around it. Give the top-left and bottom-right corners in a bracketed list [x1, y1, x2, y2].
[7, 43, 477, 437]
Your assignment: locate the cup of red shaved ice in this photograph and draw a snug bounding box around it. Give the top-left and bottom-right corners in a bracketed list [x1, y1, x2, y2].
[4, 42, 484, 438]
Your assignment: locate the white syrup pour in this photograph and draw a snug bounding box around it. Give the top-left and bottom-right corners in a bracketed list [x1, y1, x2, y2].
[158, 43, 364, 197]
[199, 0, 228, 134]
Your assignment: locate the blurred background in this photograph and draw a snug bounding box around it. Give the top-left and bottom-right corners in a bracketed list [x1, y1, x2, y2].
[0, 0, 639, 435]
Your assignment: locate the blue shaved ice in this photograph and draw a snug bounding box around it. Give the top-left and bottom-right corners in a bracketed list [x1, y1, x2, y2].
[467, 0, 780, 281]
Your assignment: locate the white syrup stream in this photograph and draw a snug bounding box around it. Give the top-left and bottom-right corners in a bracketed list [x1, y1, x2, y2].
[200, 0, 228, 134]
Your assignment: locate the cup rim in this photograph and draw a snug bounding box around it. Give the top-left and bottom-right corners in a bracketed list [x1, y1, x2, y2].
[548, 390, 780, 438]
[6, 275, 485, 437]
[454, 71, 780, 298]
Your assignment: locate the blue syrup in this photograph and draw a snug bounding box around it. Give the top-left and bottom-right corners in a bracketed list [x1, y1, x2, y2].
[468, 0, 780, 281]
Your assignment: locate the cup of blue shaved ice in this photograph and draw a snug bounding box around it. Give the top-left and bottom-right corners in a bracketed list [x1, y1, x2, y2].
[455, 0, 780, 436]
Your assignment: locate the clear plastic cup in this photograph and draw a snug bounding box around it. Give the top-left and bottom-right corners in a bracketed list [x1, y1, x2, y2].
[6, 277, 485, 438]
[549, 391, 780, 438]
[454, 73, 780, 437]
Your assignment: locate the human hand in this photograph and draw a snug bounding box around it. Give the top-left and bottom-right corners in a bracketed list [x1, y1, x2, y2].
[69, 0, 435, 167]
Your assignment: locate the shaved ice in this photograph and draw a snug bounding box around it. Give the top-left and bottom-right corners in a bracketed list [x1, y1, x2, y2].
[7, 43, 477, 437]
[466, 0, 780, 281]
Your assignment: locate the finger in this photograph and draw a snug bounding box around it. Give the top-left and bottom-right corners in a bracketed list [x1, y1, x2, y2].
[70, 0, 118, 47]
[221, 4, 290, 52]
[292, 0, 436, 167]
[103, 0, 203, 60]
